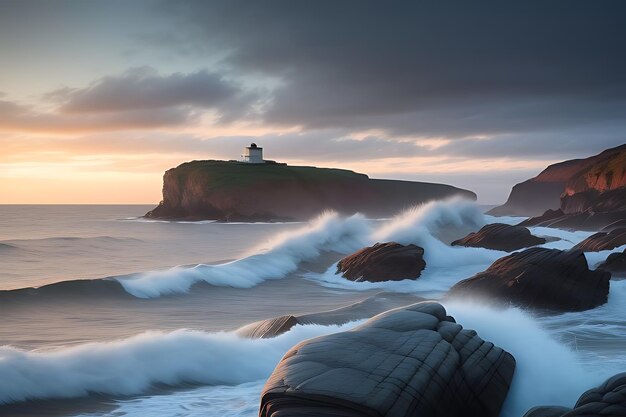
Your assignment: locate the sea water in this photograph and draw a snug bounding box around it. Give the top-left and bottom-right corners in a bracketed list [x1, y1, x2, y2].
[0, 202, 624, 417]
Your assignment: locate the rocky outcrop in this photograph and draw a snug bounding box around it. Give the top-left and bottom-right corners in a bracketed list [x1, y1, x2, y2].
[259, 302, 516, 417]
[519, 208, 626, 231]
[489, 144, 626, 226]
[448, 248, 610, 311]
[523, 373, 626, 417]
[598, 249, 626, 278]
[336, 242, 426, 282]
[145, 160, 476, 221]
[451, 223, 546, 252]
[237, 292, 425, 338]
[573, 228, 626, 251]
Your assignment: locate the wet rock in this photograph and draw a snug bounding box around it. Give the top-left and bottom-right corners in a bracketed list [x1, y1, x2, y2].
[523, 373, 626, 417]
[259, 302, 516, 417]
[336, 242, 426, 282]
[448, 248, 610, 311]
[451, 223, 546, 252]
[598, 249, 626, 278]
[237, 292, 425, 338]
[573, 227, 626, 251]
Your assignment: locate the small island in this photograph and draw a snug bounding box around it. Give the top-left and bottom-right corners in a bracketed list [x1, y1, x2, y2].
[145, 143, 476, 221]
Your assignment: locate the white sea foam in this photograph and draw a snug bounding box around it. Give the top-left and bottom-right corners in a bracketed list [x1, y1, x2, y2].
[117, 198, 490, 298]
[117, 212, 370, 297]
[59, 300, 625, 417]
[583, 244, 626, 269]
[0, 322, 361, 405]
[446, 302, 615, 417]
[483, 214, 527, 225]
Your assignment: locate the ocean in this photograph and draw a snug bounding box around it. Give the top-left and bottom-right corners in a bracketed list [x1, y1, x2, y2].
[0, 202, 625, 417]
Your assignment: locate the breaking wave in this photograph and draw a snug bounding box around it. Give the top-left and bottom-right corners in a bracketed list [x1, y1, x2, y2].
[1, 300, 620, 416]
[0, 322, 361, 405]
[116, 198, 495, 298]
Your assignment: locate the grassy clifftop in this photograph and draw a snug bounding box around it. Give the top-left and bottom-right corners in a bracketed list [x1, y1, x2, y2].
[146, 160, 475, 221]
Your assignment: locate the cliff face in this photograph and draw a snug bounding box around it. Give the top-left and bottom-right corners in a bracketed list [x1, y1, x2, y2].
[489, 144, 626, 217]
[145, 161, 476, 221]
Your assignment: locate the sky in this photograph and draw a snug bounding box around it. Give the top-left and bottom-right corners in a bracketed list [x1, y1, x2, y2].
[1, 1, 625, 204]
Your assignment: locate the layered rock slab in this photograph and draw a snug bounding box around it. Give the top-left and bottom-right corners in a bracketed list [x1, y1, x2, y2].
[336, 242, 426, 282]
[573, 227, 626, 251]
[237, 292, 425, 339]
[451, 223, 546, 252]
[448, 248, 610, 311]
[259, 302, 515, 417]
[524, 372, 626, 417]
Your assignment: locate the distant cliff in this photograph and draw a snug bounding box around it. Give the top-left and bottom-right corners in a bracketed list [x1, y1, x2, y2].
[145, 160, 476, 221]
[489, 144, 626, 217]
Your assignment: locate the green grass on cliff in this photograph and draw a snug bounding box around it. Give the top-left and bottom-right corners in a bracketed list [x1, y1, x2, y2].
[170, 160, 369, 189]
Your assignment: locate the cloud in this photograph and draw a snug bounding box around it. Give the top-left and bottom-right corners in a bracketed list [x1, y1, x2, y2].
[47, 67, 259, 122]
[0, 97, 196, 133]
[155, 1, 626, 139]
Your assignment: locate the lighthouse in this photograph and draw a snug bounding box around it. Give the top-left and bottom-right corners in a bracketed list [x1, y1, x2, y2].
[242, 143, 265, 164]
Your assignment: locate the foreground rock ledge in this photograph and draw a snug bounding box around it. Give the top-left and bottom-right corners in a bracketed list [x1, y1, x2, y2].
[451, 223, 546, 252]
[448, 248, 610, 311]
[336, 242, 426, 282]
[259, 302, 515, 417]
[523, 372, 626, 417]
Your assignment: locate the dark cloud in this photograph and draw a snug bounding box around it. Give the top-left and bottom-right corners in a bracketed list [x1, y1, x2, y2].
[156, 1, 626, 140]
[48, 67, 259, 121]
[0, 98, 192, 133]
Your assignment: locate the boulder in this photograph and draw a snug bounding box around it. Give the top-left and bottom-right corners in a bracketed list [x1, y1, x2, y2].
[259, 302, 516, 417]
[448, 248, 610, 311]
[237, 292, 425, 338]
[451, 223, 546, 252]
[598, 249, 626, 278]
[573, 227, 626, 251]
[336, 242, 426, 282]
[523, 373, 626, 417]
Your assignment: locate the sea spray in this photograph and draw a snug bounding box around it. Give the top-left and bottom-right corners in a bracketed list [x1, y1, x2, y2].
[445, 302, 610, 417]
[117, 212, 370, 298]
[117, 198, 496, 298]
[0, 321, 362, 404]
[373, 198, 502, 267]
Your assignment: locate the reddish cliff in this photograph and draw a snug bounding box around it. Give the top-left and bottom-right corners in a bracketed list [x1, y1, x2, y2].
[489, 144, 626, 217]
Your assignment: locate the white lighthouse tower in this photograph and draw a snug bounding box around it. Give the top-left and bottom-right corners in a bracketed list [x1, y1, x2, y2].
[242, 143, 265, 164]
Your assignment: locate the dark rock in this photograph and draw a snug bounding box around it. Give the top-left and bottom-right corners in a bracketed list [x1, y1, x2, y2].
[573, 227, 626, 251]
[520, 209, 626, 232]
[237, 315, 299, 339]
[259, 302, 516, 417]
[448, 248, 610, 311]
[598, 249, 626, 278]
[602, 219, 626, 231]
[523, 373, 626, 417]
[518, 209, 565, 227]
[237, 292, 425, 338]
[451, 223, 546, 252]
[336, 242, 426, 282]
